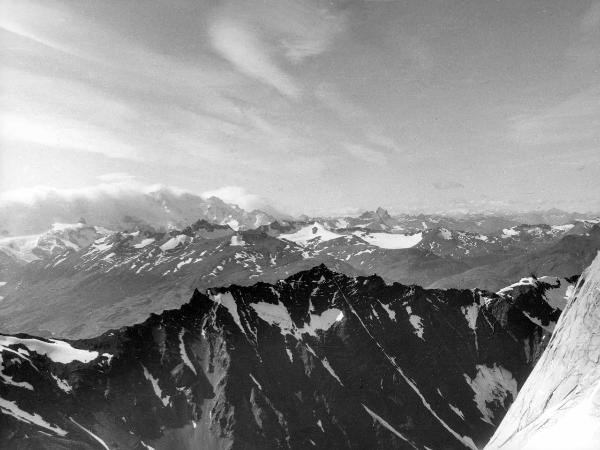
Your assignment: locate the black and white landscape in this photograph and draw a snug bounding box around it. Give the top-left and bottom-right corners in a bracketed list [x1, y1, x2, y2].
[2, 0, 600, 449]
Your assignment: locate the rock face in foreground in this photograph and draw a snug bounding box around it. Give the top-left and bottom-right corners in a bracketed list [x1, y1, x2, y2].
[0, 267, 562, 449]
[486, 252, 600, 450]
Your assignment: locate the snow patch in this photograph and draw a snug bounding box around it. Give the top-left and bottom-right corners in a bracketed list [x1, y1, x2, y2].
[381, 302, 396, 321]
[501, 227, 519, 238]
[178, 330, 197, 375]
[160, 234, 189, 251]
[51, 374, 72, 393]
[249, 374, 262, 390]
[0, 336, 104, 364]
[0, 398, 67, 436]
[464, 364, 517, 424]
[279, 222, 342, 246]
[134, 238, 155, 248]
[321, 358, 343, 386]
[353, 231, 423, 249]
[230, 235, 246, 246]
[69, 417, 110, 450]
[461, 303, 479, 331]
[142, 365, 170, 407]
[405, 306, 424, 339]
[362, 404, 418, 449]
[209, 292, 247, 336]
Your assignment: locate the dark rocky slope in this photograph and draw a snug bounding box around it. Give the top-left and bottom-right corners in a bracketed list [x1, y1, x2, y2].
[0, 266, 569, 449]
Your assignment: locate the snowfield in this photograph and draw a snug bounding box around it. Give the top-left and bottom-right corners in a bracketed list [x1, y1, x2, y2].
[279, 222, 342, 246]
[0, 336, 107, 364]
[353, 231, 423, 249]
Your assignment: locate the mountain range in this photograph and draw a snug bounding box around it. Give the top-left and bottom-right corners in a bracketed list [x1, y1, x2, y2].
[2, 194, 600, 449]
[0, 264, 570, 449]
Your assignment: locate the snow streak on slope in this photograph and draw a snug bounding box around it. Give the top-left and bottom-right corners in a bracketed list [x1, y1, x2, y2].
[362, 404, 419, 449]
[486, 252, 600, 450]
[0, 398, 67, 436]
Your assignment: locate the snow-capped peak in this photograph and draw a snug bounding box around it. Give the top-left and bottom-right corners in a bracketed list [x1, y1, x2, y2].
[278, 222, 342, 247]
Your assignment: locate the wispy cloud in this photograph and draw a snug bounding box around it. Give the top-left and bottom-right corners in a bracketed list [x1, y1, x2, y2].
[509, 84, 600, 146]
[343, 143, 388, 166]
[208, 0, 347, 98]
[208, 18, 301, 98]
[202, 185, 267, 211]
[580, 1, 600, 34]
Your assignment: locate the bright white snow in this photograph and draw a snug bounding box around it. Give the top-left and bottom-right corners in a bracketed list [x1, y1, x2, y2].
[381, 302, 396, 321]
[230, 235, 246, 246]
[279, 222, 342, 246]
[142, 365, 170, 407]
[249, 374, 262, 390]
[70, 417, 110, 450]
[362, 404, 418, 449]
[0, 397, 67, 435]
[209, 292, 246, 336]
[0, 354, 33, 390]
[0, 336, 105, 364]
[178, 330, 197, 375]
[51, 373, 72, 393]
[405, 306, 424, 339]
[501, 227, 520, 238]
[353, 231, 423, 249]
[464, 364, 517, 425]
[159, 234, 190, 251]
[461, 303, 479, 331]
[250, 300, 343, 337]
[321, 358, 343, 385]
[133, 238, 155, 248]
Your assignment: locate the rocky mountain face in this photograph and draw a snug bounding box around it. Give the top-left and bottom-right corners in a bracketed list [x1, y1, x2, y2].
[0, 266, 568, 450]
[485, 252, 600, 449]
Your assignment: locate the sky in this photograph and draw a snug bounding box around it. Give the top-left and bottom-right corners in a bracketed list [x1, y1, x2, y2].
[1, 0, 599, 216]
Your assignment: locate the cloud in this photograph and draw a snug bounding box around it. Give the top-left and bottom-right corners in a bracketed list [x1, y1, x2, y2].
[509, 84, 600, 146]
[208, 0, 347, 98]
[202, 186, 271, 212]
[432, 181, 464, 190]
[208, 18, 301, 98]
[96, 173, 137, 183]
[581, 2, 600, 34]
[315, 83, 368, 119]
[343, 143, 388, 166]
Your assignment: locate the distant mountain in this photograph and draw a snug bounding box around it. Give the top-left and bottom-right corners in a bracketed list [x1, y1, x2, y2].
[0, 186, 280, 236]
[0, 266, 567, 449]
[429, 225, 600, 292]
[485, 253, 600, 449]
[320, 209, 600, 236]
